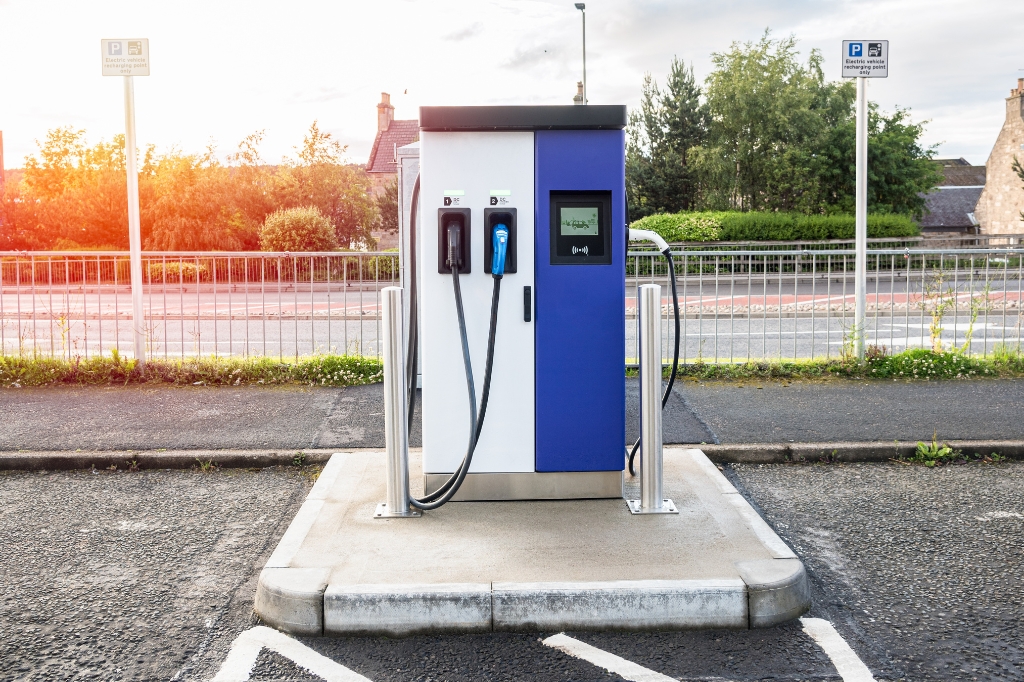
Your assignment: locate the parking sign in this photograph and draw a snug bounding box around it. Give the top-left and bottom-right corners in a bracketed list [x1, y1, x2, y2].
[842, 40, 887, 78]
[100, 38, 150, 76]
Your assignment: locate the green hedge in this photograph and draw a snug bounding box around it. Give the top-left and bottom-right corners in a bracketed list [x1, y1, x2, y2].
[630, 211, 920, 242]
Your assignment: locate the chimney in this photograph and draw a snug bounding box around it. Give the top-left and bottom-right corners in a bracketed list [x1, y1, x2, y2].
[377, 92, 395, 133]
[573, 81, 584, 105]
[1015, 78, 1024, 97]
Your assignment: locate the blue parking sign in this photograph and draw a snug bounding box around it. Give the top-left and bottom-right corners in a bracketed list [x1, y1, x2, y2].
[848, 43, 862, 57]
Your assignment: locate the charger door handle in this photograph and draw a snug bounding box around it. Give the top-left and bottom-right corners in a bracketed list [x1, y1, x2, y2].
[524, 286, 532, 322]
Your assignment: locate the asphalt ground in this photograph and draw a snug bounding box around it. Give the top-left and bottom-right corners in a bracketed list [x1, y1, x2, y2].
[3, 378, 1023, 453]
[3, 460, 1021, 680]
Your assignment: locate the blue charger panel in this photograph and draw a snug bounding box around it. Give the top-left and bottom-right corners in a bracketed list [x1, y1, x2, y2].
[535, 130, 626, 472]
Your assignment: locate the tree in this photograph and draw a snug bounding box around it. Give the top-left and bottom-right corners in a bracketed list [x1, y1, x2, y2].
[12, 128, 132, 248]
[689, 32, 854, 213]
[375, 178, 399, 235]
[259, 206, 338, 251]
[143, 144, 259, 251]
[277, 121, 378, 249]
[626, 57, 707, 221]
[687, 31, 939, 217]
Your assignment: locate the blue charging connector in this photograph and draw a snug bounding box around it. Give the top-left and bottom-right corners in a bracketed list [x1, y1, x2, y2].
[491, 224, 509, 277]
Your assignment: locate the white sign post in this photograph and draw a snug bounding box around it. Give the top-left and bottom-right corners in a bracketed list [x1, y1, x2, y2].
[101, 39, 149, 366]
[842, 40, 888, 361]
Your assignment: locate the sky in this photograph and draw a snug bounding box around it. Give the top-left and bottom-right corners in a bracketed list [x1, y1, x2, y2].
[1, 0, 1021, 169]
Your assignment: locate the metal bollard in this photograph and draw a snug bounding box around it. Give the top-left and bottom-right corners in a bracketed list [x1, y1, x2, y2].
[627, 284, 677, 515]
[375, 286, 420, 518]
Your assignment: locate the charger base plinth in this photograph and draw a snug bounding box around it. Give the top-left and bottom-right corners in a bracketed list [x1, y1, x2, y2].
[255, 448, 811, 637]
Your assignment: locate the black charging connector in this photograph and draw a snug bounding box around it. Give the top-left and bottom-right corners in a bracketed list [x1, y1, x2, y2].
[437, 208, 472, 274]
[483, 208, 517, 275]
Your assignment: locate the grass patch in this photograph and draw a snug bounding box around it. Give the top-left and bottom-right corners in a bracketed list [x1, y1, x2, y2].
[660, 348, 1024, 381]
[0, 352, 383, 388]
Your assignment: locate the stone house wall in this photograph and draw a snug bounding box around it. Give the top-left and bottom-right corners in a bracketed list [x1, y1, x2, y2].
[976, 80, 1024, 234]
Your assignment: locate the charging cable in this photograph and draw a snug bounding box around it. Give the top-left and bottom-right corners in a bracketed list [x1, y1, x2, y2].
[626, 228, 681, 477]
[408, 222, 508, 510]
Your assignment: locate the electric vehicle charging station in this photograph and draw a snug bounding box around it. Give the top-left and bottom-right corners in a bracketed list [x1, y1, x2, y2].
[417, 106, 632, 501]
[254, 105, 811, 638]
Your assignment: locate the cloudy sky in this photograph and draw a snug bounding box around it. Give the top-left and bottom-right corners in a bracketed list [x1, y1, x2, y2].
[1, 0, 1021, 169]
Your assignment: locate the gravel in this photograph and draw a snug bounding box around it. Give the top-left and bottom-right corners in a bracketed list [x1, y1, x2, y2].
[5, 459, 1021, 681]
[0, 466, 310, 681]
[730, 459, 1024, 681]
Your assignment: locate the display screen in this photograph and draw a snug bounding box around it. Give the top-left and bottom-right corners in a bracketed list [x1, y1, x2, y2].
[560, 207, 600, 236]
[549, 192, 612, 265]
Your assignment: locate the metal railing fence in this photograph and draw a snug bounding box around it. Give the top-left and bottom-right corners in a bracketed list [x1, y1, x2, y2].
[3, 248, 1023, 364]
[626, 248, 1024, 364]
[0, 251, 398, 360]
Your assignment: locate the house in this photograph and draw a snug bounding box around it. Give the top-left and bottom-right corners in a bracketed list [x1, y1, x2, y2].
[975, 79, 1024, 235]
[366, 93, 419, 198]
[918, 158, 986, 234]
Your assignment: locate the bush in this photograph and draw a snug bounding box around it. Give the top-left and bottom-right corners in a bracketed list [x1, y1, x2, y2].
[259, 206, 338, 252]
[147, 261, 208, 282]
[629, 212, 727, 241]
[630, 211, 920, 243]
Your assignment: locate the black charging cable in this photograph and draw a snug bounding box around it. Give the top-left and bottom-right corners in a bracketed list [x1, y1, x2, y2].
[627, 248, 681, 477]
[407, 219, 503, 511]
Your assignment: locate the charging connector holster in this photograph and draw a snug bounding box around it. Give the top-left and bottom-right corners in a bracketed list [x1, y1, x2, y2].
[437, 208, 472, 274]
[483, 208, 517, 274]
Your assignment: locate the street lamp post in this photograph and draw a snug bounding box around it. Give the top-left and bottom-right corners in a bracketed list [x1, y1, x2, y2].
[575, 3, 586, 104]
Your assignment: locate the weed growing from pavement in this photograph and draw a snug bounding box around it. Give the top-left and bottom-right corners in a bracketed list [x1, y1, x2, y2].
[0, 352, 383, 388]
[893, 433, 1009, 467]
[291, 452, 307, 466]
[194, 459, 218, 472]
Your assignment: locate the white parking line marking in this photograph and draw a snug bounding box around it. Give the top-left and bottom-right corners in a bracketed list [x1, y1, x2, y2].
[211, 626, 371, 682]
[542, 633, 677, 682]
[800, 617, 876, 682]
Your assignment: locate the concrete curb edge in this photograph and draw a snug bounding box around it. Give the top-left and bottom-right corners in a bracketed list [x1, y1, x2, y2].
[3, 440, 1021, 471]
[702, 440, 1024, 463]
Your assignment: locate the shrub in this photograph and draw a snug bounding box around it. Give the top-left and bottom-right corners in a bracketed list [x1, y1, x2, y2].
[630, 211, 920, 243]
[259, 206, 338, 252]
[147, 261, 208, 282]
[629, 212, 727, 241]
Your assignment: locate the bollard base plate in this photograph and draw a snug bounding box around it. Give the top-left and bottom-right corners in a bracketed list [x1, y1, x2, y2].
[374, 502, 421, 519]
[626, 498, 678, 515]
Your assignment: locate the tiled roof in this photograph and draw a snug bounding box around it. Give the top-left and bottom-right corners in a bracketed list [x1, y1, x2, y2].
[938, 165, 986, 187]
[367, 120, 419, 174]
[919, 186, 983, 229]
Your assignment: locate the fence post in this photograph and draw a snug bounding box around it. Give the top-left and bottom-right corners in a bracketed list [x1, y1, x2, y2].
[375, 286, 419, 518]
[628, 283, 677, 515]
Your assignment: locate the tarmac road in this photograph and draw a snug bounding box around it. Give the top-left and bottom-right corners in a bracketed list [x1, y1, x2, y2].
[2, 460, 1021, 680]
[3, 378, 1024, 453]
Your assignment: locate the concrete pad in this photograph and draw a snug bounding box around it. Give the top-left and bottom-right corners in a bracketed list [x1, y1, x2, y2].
[255, 447, 810, 635]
